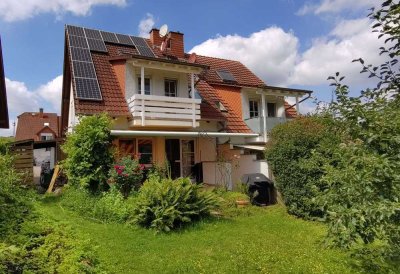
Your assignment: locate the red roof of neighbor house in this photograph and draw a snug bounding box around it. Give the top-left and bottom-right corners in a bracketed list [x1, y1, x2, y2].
[15, 111, 59, 141]
[0, 36, 9, 129]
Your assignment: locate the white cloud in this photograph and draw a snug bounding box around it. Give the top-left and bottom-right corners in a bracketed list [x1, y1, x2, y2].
[297, 0, 377, 15]
[0, 0, 126, 22]
[36, 75, 63, 111]
[190, 27, 299, 86]
[289, 18, 384, 86]
[190, 18, 386, 88]
[138, 13, 155, 38]
[0, 75, 62, 136]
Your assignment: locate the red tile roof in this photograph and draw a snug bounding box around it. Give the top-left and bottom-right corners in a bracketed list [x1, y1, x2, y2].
[15, 111, 59, 141]
[193, 55, 265, 88]
[284, 102, 298, 118]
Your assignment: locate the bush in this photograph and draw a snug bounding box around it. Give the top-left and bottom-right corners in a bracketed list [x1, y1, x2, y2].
[108, 156, 144, 197]
[132, 178, 219, 232]
[265, 116, 340, 219]
[59, 186, 134, 223]
[62, 114, 113, 191]
[0, 153, 32, 238]
[0, 220, 100, 273]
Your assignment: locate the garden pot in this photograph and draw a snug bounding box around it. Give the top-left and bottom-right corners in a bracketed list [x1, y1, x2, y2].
[236, 200, 250, 208]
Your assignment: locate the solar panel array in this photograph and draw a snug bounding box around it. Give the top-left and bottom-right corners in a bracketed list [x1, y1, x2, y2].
[216, 70, 236, 82]
[66, 25, 156, 100]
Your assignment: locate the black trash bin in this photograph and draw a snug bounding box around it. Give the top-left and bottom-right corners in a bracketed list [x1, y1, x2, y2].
[241, 173, 276, 206]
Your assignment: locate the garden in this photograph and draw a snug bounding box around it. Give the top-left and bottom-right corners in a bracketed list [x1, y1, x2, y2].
[0, 0, 399, 273]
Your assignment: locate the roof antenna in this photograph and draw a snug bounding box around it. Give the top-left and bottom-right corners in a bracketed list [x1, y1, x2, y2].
[159, 24, 170, 54]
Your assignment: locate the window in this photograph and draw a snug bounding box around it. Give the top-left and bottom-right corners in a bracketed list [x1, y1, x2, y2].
[40, 133, 53, 141]
[138, 139, 153, 165]
[165, 79, 177, 97]
[249, 100, 259, 118]
[137, 77, 151, 95]
[267, 103, 276, 117]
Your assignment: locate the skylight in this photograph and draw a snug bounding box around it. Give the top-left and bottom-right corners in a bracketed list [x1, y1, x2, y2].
[216, 70, 236, 82]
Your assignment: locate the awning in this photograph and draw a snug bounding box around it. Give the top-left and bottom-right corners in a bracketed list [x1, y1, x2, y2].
[233, 144, 265, 151]
[111, 130, 259, 138]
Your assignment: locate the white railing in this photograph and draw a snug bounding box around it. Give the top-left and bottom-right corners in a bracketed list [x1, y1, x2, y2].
[127, 94, 201, 127]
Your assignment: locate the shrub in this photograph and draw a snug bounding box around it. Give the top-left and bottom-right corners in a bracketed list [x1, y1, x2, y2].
[0, 220, 100, 273]
[62, 113, 113, 191]
[108, 156, 144, 197]
[59, 185, 133, 223]
[265, 116, 340, 219]
[0, 153, 32, 238]
[132, 178, 219, 232]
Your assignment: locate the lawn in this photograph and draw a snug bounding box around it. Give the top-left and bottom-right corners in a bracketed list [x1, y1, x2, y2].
[37, 200, 360, 273]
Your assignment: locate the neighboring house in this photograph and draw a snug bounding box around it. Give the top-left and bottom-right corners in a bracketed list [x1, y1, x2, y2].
[0, 36, 9, 129]
[15, 108, 60, 168]
[60, 25, 312, 187]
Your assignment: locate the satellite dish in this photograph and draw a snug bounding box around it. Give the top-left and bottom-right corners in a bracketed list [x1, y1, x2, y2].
[159, 24, 168, 38]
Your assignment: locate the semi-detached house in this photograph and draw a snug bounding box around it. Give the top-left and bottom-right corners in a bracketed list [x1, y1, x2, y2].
[60, 25, 312, 187]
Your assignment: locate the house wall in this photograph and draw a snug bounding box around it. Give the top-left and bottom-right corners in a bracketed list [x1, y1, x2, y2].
[68, 84, 76, 132]
[241, 88, 286, 119]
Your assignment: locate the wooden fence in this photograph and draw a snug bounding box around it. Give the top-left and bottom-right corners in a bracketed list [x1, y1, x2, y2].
[9, 139, 34, 184]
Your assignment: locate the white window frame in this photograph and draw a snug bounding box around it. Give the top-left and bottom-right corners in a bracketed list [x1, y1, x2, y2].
[249, 100, 259, 118]
[164, 78, 178, 97]
[267, 102, 277, 117]
[40, 133, 53, 141]
[137, 76, 151, 95]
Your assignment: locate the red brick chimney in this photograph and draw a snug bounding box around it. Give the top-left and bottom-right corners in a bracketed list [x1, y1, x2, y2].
[39, 108, 43, 118]
[149, 28, 185, 59]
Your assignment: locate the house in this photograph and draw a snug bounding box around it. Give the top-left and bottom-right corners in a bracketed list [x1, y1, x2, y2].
[15, 108, 60, 168]
[60, 25, 312, 188]
[0, 36, 9, 129]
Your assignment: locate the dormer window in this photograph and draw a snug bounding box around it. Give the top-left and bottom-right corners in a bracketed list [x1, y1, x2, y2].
[41, 133, 53, 141]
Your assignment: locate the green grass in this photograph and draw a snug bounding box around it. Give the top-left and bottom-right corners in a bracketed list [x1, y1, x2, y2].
[36, 199, 360, 274]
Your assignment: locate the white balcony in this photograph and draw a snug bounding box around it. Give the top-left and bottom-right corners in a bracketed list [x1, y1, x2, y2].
[244, 117, 287, 143]
[127, 94, 201, 127]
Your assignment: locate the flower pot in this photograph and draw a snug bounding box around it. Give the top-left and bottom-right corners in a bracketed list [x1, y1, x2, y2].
[236, 200, 250, 208]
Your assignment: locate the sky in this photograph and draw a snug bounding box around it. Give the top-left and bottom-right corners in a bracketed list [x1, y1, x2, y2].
[0, 0, 384, 136]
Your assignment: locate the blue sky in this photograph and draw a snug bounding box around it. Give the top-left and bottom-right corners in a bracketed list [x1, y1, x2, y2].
[0, 0, 382, 136]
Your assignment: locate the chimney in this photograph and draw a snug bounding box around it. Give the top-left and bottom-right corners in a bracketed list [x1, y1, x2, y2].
[169, 31, 185, 59]
[150, 28, 185, 59]
[39, 108, 43, 117]
[150, 28, 162, 47]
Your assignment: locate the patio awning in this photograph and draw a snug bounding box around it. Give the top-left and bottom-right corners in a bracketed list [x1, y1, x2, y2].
[111, 130, 259, 138]
[233, 144, 265, 151]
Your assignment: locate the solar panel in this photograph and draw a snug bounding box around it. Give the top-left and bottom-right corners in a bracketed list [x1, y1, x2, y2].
[67, 25, 85, 37]
[72, 61, 97, 78]
[75, 78, 102, 100]
[130, 36, 148, 47]
[69, 35, 88, 49]
[115, 33, 134, 46]
[100, 31, 118, 43]
[87, 38, 107, 52]
[70, 47, 92, 62]
[136, 45, 155, 57]
[84, 28, 102, 40]
[216, 70, 236, 82]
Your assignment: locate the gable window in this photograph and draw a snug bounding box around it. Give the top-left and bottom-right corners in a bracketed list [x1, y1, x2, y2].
[249, 100, 259, 118]
[40, 133, 53, 141]
[165, 79, 177, 97]
[267, 103, 276, 117]
[137, 77, 151, 95]
[138, 139, 153, 165]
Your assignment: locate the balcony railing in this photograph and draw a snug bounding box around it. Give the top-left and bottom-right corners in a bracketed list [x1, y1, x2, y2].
[127, 94, 201, 127]
[245, 117, 287, 140]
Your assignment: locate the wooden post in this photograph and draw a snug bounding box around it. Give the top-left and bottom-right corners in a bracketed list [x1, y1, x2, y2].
[46, 165, 60, 193]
